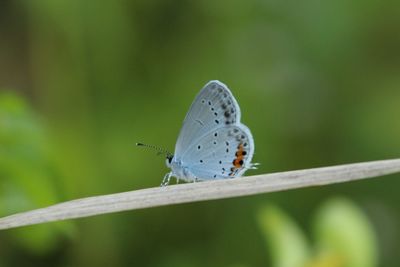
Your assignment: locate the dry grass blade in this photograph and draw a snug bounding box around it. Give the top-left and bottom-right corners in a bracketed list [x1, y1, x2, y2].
[0, 158, 399, 230]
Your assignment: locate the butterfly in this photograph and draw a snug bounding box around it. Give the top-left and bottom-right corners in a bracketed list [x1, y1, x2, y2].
[156, 80, 256, 186]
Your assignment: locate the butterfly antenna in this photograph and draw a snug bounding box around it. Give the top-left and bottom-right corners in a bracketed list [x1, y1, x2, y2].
[136, 143, 173, 159]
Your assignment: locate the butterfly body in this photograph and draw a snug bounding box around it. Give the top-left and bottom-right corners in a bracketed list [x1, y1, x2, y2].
[163, 80, 256, 185]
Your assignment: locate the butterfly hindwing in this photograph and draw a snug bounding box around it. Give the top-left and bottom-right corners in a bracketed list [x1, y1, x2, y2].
[180, 124, 254, 180]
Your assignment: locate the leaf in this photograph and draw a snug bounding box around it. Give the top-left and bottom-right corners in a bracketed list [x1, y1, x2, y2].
[258, 204, 311, 267]
[0, 91, 74, 254]
[312, 197, 378, 267]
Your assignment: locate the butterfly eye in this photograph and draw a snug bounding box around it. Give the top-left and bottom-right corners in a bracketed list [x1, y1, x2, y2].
[166, 156, 173, 167]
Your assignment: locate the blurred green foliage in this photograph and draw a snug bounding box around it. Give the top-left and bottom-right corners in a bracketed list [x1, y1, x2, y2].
[0, 0, 399, 266]
[258, 205, 310, 267]
[0, 92, 73, 254]
[312, 198, 378, 267]
[258, 198, 378, 267]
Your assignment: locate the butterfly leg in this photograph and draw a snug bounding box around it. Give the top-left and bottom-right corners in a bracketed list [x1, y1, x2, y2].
[161, 172, 172, 187]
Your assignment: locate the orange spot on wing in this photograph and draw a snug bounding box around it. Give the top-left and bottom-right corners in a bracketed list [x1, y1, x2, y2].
[230, 144, 246, 176]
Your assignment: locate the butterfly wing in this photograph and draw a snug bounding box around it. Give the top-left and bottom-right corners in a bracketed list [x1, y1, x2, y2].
[174, 80, 242, 158]
[173, 80, 255, 180]
[182, 124, 255, 180]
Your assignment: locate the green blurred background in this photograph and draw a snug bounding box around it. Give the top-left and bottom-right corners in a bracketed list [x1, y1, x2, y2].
[0, 0, 399, 266]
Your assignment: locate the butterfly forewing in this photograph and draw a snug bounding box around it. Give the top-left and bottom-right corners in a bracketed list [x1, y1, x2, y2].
[175, 80, 242, 157]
